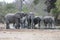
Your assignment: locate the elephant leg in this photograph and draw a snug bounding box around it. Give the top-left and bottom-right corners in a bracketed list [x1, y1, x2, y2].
[15, 22, 18, 29]
[53, 21, 55, 28]
[31, 23, 33, 29]
[28, 24, 30, 29]
[50, 23, 52, 28]
[28, 23, 31, 29]
[30, 22, 33, 29]
[33, 24, 36, 29]
[24, 23, 25, 28]
[38, 22, 40, 29]
[20, 21, 25, 29]
[31, 23, 34, 29]
[21, 23, 24, 29]
[48, 23, 50, 28]
[15, 19, 20, 29]
[23, 21, 25, 28]
[6, 23, 10, 29]
[15, 23, 20, 29]
[31, 20, 34, 29]
[26, 23, 29, 29]
[13, 23, 15, 27]
[15, 24, 17, 29]
[44, 23, 47, 28]
[17, 23, 20, 29]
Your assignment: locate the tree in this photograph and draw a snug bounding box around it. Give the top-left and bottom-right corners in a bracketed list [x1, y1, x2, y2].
[45, 0, 57, 13]
[0, 2, 19, 22]
[4, 3, 18, 13]
[52, 0, 60, 21]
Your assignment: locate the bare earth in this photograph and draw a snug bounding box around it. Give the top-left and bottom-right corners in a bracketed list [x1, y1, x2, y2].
[0, 24, 60, 40]
[0, 29, 60, 40]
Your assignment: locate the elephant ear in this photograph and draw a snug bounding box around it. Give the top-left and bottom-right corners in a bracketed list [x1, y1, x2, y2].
[15, 13, 21, 18]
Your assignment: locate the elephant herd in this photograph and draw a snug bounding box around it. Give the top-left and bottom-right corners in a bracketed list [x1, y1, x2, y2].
[5, 12, 55, 29]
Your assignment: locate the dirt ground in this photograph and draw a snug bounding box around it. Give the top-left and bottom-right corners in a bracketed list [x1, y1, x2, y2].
[0, 24, 60, 40]
[0, 29, 60, 40]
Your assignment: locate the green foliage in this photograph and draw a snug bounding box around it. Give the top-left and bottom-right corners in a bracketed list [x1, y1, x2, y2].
[4, 3, 18, 14]
[0, 3, 19, 16]
[52, 7, 59, 14]
[52, 0, 60, 16]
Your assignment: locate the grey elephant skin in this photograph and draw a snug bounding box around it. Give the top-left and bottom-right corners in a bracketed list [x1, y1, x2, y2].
[5, 12, 27, 29]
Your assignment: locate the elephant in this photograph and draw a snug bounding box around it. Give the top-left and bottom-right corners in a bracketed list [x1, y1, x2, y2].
[5, 12, 27, 29]
[20, 16, 28, 28]
[33, 16, 42, 29]
[5, 13, 16, 29]
[43, 16, 55, 28]
[14, 12, 27, 29]
[26, 12, 35, 29]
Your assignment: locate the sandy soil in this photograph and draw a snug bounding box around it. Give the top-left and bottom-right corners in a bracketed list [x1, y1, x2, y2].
[0, 24, 60, 40]
[0, 29, 60, 40]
